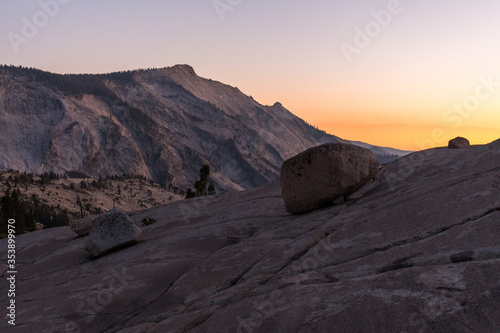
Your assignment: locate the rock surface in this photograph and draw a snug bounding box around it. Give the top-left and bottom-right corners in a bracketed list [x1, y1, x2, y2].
[1, 139, 500, 332]
[281, 142, 380, 214]
[85, 208, 142, 256]
[69, 215, 97, 236]
[448, 136, 470, 149]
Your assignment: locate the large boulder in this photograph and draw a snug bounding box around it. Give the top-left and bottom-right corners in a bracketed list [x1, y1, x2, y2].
[69, 215, 97, 236]
[448, 137, 470, 149]
[281, 142, 379, 214]
[85, 208, 142, 256]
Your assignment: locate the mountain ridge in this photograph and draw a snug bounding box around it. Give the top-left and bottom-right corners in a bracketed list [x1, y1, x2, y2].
[0, 64, 409, 192]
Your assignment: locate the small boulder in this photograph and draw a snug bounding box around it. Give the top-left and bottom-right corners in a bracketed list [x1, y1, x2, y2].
[69, 215, 96, 236]
[448, 137, 470, 149]
[281, 142, 379, 214]
[85, 208, 142, 257]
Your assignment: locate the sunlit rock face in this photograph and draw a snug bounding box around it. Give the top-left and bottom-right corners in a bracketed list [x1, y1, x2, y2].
[0, 65, 343, 192]
[0, 65, 407, 192]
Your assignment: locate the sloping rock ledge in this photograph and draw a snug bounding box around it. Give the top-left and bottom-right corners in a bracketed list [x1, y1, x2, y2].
[1, 139, 500, 332]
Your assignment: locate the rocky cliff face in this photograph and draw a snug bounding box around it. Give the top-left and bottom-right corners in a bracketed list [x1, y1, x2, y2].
[0, 65, 408, 192]
[1, 139, 499, 332]
[0, 65, 336, 192]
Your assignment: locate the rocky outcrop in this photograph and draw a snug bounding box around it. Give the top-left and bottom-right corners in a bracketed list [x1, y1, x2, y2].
[69, 215, 97, 236]
[1, 139, 500, 332]
[280, 142, 379, 214]
[448, 136, 470, 149]
[85, 208, 142, 256]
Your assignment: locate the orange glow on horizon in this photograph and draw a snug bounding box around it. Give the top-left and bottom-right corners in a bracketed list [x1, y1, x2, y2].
[277, 87, 500, 152]
[315, 122, 500, 151]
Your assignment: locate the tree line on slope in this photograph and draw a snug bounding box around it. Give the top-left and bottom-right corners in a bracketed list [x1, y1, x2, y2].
[0, 171, 169, 237]
[0, 64, 138, 100]
[0, 188, 69, 236]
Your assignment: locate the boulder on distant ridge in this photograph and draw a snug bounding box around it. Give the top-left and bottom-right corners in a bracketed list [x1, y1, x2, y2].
[448, 137, 470, 149]
[85, 208, 142, 256]
[280, 142, 379, 214]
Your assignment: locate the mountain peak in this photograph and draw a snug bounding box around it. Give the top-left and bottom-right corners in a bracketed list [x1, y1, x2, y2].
[168, 64, 197, 76]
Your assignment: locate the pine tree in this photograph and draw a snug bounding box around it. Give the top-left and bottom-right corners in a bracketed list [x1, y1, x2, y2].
[0, 188, 35, 234]
[200, 165, 210, 196]
[186, 164, 213, 199]
[194, 180, 203, 196]
[185, 189, 196, 199]
[1, 189, 12, 220]
[0, 189, 12, 234]
[207, 182, 216, 196]
[76, 194, 84, 218]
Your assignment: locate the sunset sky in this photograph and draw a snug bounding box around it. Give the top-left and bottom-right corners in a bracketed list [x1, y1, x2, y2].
[1, 0, 499, 150]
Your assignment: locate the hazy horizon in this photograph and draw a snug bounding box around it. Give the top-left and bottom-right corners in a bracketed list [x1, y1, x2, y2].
[2, 0, 500, 150]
